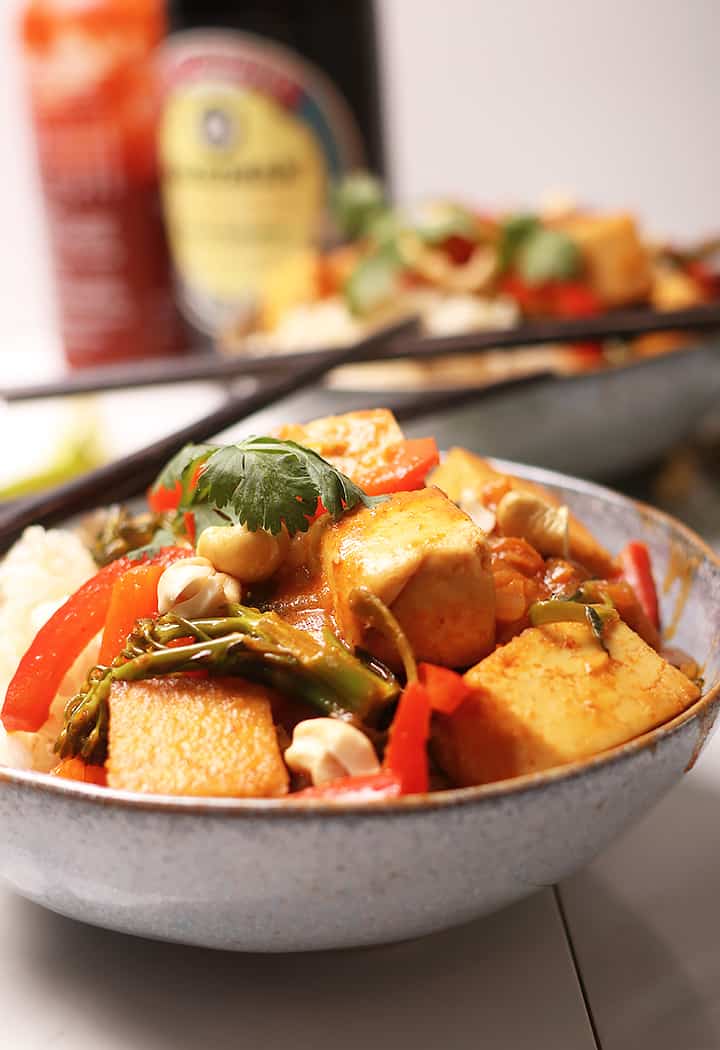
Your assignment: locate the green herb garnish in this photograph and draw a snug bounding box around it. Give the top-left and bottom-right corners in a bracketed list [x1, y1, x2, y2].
[518, 228, 580, 285]
[497, 213, 540, 272]
[132, 436, 386, 560]
[330, 171, 389, 240]
[189, 437, 385, 535]
[125, 526, 179, 563]
[344, 243, 404, 317]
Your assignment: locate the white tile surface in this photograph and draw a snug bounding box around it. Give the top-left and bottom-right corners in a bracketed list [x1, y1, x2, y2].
[0, 887, 595, 1050]
[560, 731, 720, 1049]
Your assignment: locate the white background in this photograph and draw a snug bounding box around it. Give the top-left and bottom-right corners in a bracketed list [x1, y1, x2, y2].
[0, 0, 718, 366]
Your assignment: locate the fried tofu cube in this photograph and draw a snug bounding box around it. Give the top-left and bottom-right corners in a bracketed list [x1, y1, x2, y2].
[430, 448, 615, 578]
[432, 620, 700, 787]
[320, 487, 495, 668]
[560, 213, 653, 307]
[107, 677, 289, 797]
[430, 447, 554, 507]
[650, 262, 706, 312]
[277, 409, 404, 485]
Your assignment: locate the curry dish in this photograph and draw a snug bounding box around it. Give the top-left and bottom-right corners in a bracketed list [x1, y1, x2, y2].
[0, 410, 702, 801]
[223, 174, 718, 379]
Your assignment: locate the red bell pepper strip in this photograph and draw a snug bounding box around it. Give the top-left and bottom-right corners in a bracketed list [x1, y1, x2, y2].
[291, 772, 402, 801]
[441, 233, 476, 266]
[147, 491, 196, 545]
[500, 275, 602, 319]
[148, 464, 203, 542]
[685, 259, 717, 299]
[569, 342, 604, 369]
[51, 757, 107, 785]
[418, 663, 472, 715]
[147, 480, 183, 513]
[618, 541, 660, 630]
[383, 680, 432, 794]
[360, 438, 440, 496]
[1, 546, 190, 734]
[550, 281, 602, 318]
[98, 562, 166, 665]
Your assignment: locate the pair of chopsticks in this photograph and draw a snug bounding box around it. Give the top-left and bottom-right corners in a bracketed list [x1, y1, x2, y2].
[2, 299, 719, 546]
[0, 319, 422, 547]
[3, 301, 720, 403]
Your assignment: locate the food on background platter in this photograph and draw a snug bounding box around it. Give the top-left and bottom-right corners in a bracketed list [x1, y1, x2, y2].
[0, 409, 702, 800]
[219, 174, 719, 389]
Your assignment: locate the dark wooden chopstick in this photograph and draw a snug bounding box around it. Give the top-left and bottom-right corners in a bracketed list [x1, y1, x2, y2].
[0, 318, 417, 548]
[389, 300, 720, 358]
[4, 301, 720, 403]
[1, 326, 418, 402]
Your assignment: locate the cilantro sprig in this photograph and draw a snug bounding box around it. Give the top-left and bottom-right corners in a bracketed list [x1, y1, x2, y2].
[142, 437, 386, 552]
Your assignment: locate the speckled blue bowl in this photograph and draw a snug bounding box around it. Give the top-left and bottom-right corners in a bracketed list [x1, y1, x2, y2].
[0, 462, 718, 952]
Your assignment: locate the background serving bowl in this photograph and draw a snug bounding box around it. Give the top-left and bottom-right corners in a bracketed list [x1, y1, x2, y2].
[237, 337, 720, 481]
[0, 461, 718, 952]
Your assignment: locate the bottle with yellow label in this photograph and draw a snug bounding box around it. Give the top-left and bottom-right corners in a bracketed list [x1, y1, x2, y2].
[159, 0, 384, 342]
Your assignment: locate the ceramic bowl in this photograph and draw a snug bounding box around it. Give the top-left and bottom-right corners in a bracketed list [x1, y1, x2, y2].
[0, 462, 718, 952]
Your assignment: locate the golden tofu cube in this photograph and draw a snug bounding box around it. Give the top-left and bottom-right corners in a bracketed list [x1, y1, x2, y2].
[432, 620, 699, 786]
[107, 677, 289, 798]
[278, 408, 404, 484]
[561, 213, 652, 306]
[651, 263, 705, 312]
[430, 448, 615, 578]
[321, 487, 495, 668]
[430, 447, 554, 507]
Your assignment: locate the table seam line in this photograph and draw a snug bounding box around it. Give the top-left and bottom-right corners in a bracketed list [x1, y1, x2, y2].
[553, 884, 603, 1050]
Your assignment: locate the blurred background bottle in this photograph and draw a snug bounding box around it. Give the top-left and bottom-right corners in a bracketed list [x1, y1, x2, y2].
[20, 0, 186, 369]
[159, 0, 385, 344]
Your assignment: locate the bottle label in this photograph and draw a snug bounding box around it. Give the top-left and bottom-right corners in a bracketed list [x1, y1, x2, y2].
[159, 30, 365, 335]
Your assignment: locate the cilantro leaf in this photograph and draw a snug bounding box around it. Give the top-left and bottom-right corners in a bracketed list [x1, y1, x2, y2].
[125, 526, 178, 562]
[344, 243, 404, 317]
[330, 171, 389, 240]
[518, 228, 579, 285]
[181, 436, 385, 537]
[498, 213, 539, 272]
[153, 443, 216, 495]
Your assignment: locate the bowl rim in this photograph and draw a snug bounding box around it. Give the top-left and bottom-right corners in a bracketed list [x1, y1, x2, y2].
[334, 332, 720, 394]
[1, 459, 718, 817]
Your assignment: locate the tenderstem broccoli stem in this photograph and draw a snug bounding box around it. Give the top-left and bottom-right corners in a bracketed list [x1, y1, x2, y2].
[56, 606, 399, 764]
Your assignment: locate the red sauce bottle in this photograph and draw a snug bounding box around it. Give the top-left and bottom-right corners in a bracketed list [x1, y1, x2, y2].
[21, 0, 187, 368]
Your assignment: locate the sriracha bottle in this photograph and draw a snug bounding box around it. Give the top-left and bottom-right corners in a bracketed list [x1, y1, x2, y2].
[21, 0, 186, 368]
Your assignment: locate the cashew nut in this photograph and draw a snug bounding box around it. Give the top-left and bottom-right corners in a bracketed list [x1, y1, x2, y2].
[157, 556, 241, 618]
[458, 488, 497, 534]
[496, 491, 570, 558]
[196, 524, 289, 583]
[284, 718, 380, 786]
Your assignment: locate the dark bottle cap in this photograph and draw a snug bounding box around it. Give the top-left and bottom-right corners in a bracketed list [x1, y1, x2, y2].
[167, 1, 295, 36]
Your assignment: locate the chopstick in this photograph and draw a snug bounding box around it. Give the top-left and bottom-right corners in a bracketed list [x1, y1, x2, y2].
[0, 318, 417, 548]
[4, 301, 720, 403]
[389, 300, 720, 358]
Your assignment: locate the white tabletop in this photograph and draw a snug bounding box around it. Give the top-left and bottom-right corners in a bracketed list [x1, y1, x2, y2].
[559, 729, 720, 1050]
[0, 887, 595, 1050]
